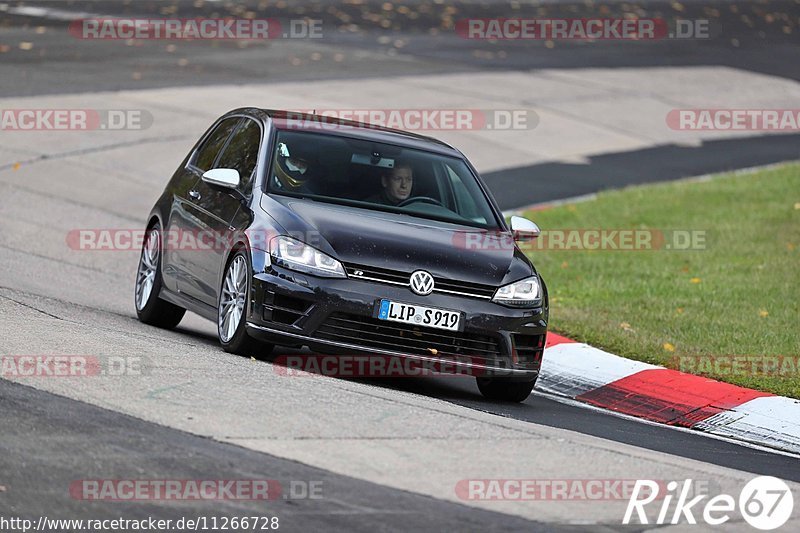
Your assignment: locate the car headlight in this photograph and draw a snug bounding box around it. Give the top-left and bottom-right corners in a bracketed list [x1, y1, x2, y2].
[492, 275, 541, 307]
[269, 236, 346, 278]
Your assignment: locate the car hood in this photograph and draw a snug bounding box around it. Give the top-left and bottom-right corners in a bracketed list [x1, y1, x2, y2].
[262, 196, 534, 286]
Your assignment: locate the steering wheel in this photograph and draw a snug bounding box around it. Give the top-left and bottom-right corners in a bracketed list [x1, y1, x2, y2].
[397, 196, 444, 208]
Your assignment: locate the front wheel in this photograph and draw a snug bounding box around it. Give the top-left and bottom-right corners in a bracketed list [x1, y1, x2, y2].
[135, 224, 186, 329]
[476, 376, 536, 403]
[218, 250, 274, 357]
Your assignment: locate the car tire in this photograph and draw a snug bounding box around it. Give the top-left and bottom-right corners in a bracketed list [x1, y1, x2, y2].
[476, 376, 536, 403]
[135, 223, 186, 329]
[218, 249, 274, 357]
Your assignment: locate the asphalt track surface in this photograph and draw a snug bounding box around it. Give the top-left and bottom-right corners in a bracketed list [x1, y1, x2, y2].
[1, 379, 581, 533]
[1, 1, 799, 530]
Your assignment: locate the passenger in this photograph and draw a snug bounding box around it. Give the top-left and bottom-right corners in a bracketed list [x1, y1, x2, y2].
[272, 142, 314, 193]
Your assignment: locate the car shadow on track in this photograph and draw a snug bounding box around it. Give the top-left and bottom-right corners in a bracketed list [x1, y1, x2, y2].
[263, 347, 531, 406]
[166, 321, 536, 407]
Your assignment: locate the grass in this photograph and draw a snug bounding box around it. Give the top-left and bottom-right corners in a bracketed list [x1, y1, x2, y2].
[523, 162, 800, 398]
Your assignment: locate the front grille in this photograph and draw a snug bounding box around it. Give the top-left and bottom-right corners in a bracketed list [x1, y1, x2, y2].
[343, 262, 496, 299]
[315, 313, 503, 363]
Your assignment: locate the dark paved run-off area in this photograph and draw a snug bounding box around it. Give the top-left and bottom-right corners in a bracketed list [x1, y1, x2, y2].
[486, 133, 800, 208]
[0, 0, 797, 98]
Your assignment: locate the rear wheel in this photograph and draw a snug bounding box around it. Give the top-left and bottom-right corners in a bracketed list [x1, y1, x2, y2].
[218, 250, 274, 357]
[476, 376, 536, 403]
[135, 224, 185, 328]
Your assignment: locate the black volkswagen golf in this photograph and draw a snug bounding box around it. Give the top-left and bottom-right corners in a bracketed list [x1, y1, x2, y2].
[135, 109, 548, 402]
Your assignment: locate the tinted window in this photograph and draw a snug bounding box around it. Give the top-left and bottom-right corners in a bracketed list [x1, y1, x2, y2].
[193, 118, 240, 172]
[267, 130, 499, 229]
[446, 165, 482, 222]
[216, 119, 261, 191]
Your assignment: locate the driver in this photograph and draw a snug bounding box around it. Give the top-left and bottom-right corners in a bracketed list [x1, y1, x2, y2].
[368, 163, 413, 206]
[272, 142, 315, 192]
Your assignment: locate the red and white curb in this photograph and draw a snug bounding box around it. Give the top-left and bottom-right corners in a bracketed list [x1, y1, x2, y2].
[539, 334, 800, 455]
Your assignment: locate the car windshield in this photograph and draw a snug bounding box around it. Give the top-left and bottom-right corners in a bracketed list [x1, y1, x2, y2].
[266, 130, 500, 229]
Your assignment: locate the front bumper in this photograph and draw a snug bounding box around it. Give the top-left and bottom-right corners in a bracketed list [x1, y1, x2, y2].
[245, 263, 548, 380]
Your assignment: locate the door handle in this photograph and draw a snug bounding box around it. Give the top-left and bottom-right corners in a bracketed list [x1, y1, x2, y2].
[189, 190, 201, 200]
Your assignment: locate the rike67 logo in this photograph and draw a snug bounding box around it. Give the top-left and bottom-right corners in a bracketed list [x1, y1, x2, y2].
[624, 476, 794, 530]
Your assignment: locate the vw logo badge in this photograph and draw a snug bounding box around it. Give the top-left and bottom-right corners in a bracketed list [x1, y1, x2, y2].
[409, 270, 435, 296]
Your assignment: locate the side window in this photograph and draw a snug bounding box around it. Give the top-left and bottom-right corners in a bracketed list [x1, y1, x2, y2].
[446, 164, 482, 222]
[193, 118, 240, 172]
[216, 119, 262, 192]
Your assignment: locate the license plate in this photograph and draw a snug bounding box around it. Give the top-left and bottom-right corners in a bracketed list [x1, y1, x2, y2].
[377, 299, 461, 331]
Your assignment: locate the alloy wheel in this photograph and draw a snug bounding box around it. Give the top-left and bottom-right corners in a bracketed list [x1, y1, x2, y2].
[219, 255, 247, 343]
[135, 228, 160, 311]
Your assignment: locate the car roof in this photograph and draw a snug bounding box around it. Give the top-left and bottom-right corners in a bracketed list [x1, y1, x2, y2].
[225, 108, 464, 157]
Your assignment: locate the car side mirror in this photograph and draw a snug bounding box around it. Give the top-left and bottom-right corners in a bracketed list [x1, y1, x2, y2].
[510, 216, 540, 242]
[202, 168, 240, 189]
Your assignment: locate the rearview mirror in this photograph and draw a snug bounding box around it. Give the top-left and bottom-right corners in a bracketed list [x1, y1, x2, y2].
[202, 168, 240, 189]
[510, 216, 540, 242]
